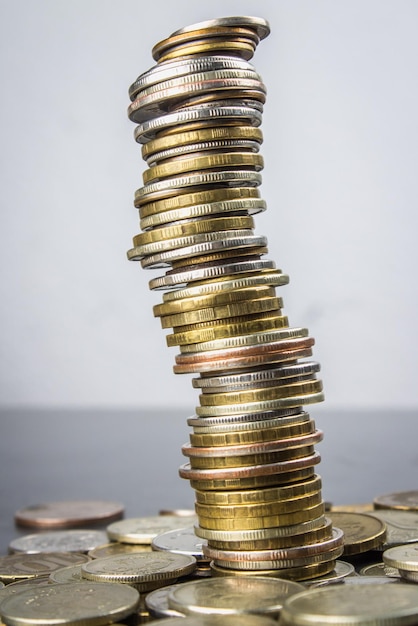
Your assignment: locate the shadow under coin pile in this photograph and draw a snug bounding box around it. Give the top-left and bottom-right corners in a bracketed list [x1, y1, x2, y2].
[126, 16, 343, 581]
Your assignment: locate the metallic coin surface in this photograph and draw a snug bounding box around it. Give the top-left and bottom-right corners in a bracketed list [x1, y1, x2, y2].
[327, 512, 387, 555]
[88, 542, 152, 559]
[279, 582, 418, 625]
[14, 500, 124, 529]
[49, 564, 84, 584]
[167, 576, 304, 616]
[0, 552, 90, 583]
[305, 560, 356, 586]
[107, 515, 198, 544]
[383, 543, 418, 572]
[151, 526, 208, 561]
[367, 510, 418, 548]
[8, 530, 108, 555]
[359, 562, 401, 578]
[0, 582, 139, 626]
[81, 552, 196, 584]
[170, 16, 271, 41]
[145, 583, 186, 618]
[374, 490, 418, 512]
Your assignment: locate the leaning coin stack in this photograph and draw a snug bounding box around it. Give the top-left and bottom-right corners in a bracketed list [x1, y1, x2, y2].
[126, 16, 343, 581]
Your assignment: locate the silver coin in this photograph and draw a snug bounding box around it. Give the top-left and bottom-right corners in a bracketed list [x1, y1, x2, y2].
[8, 530, 108, 554]
[193, 362, 321, 389]
[136, 170, 262, 205]
[170, 16, 271, 41]
[134, 106, 263, 144]
[194, 374, 318, 394]
[368, 510, 418, 548]
[128, 77, 266, 123]
[149, 258, 276, 290]
[304, 560, 356, 587]
[137, 236, 268, 268]
[359, 562, 401, 578]
[145, 583, 186, 619]
[190, 415, 315, 436]
[128, 229, 256, 260]
[129, 56, 257, 99]
[140, 199, 266, 230]
[145, 139, 262, 166]
[187, 409, 307, 429]
[179, 328, 309, 353]
[173, 98, 264, 113]
[151, 526, 208, 561]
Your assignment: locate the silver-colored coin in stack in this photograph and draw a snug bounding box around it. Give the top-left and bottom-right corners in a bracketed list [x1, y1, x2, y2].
[126, 16, 343, 582]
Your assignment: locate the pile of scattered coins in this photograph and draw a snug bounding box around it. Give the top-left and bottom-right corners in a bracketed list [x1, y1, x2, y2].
[126, 15, 343, 581]
[1, 493, 418, 624]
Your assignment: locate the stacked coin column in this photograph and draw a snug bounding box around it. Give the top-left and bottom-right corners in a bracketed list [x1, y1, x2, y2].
[126, 16, 343, 582]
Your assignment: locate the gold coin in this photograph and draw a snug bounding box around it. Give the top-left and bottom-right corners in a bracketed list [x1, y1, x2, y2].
[188, 446, 316, 470]
[197, 502, 325, 531]
[154, 285, 275, 317]
[141, 126, 263, 158]
[137, 186, 260, 214]
[169, 246, 268, 269]
[160, 297, 283, 328]
[194, 475, 322, 506]
[210, 559, 335, 582]
[189, 420, 315, 448]
[195, 492, 323, 520]
[142, 152, 264, 184]
[180, 327, 309, 354]
[189, 467, 315, 492]
[198, 379, 323, 404]
[172, 306, 285, 332]
[194, 392, 324, 415]
[185, 433, 322, 458]
[157, 39, 257, 63]
[133, 215, 255, 246]
[211, 545, 343, 571]
[167, 316, 289, 347]
[328, 512, 387, 555]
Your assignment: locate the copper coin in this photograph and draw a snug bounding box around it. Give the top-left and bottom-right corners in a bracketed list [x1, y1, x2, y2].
[14, 500, 124, 529]
[374, 490, 418, 511]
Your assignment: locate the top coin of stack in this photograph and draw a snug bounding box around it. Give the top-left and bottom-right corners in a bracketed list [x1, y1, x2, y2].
[126, 16, 342, 580]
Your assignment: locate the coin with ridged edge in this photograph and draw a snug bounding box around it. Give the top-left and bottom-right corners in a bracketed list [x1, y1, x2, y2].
[0, 582, 140, 626]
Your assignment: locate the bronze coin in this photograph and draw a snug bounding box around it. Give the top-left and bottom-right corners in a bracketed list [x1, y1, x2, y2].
[14, 500, 124, 529]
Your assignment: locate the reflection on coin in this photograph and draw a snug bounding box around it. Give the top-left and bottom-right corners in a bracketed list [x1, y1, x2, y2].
[107, 515, 198, 544]
[279, 582, 418, 624]
[88, 542, 152, 559]
[328, 512, 386, 555]
[151, 526, 208, 562]
[145, 583, 186, 619]
[14, 500, 124, 529]
[0, 552, 90, 584]
[359, 562, 401, 578]
[374, 490, 418, 512]
[168, 576, 304, 616]
[368, 510, 418, 548]
[8, 530, 108, 554]
[0, 582, 139, 626]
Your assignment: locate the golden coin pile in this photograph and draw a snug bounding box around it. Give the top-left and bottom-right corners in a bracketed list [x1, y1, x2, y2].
[126, 16, 343, 580]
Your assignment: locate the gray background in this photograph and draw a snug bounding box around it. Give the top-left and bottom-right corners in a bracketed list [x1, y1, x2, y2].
[0, 0, 417, 411]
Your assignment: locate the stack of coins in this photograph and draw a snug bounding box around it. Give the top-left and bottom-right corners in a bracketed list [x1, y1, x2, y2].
[126, 16, 343, 580]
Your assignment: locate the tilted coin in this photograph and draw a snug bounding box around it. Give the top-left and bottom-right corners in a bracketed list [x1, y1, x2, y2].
[359, 562, 400, 578]
[187, 408, 305, 428]
[133, 104, 262, 144]
[88, 542, 152, 559]
[197, 378, 322, 401]
[81, 552, 196, 587]
[0, 552, 90, 584]
[367, 510, 418, 548]
[167, 576, 304, 616]
[374, 490, 418, 511]
[189, 466, 316, 492]
[193, 361, 320, 388]
[383, 543, 418, 572]
[305, 560, 356, 587]
[145, 583, 186, 618]
[195, 516, 328, 543]
[182, 328, 311, 355]
[151, 526, 208, 561]
[107, 515, 198, 544]
[146, 139, 262, 167]
[328, 512, 386, 555]
[0, 582, 139, 626]
[169, 16, 271, 41]
[279, 582, 418, 625]
[189, 419, 315, 447]
[195, 492, 323, 520]
[14, 500, 124, 529]
[8, 530, 108, 554]
[194, 392, 324, 414]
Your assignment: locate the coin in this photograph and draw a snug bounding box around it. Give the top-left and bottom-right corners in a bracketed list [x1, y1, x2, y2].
[367, 510, 418, 548]
[145, 583, 186, 619]
[167, 576, 304, 617]
[48, 564, 85, 584]
[374, 490, 418, 511]
[88, 542, 152, 559]
[189, 467, 316, 492]
[0, 582, 139, 626]
[81, 552, 196, 588]
[0, 552, 90, 584]
[8, 530, 108, 554]
[383, 543, 418, 573]
[328, 512, 386, 555]
[359, 562, 400, 578]
[210, 559, 335, 582]
[279, 582, 418, 625]
[14, 500, 124, 529]
[106, 515, 198, 544]
[195, 516, 328, 543]
[151, 527, 208, 562]
[305, 560, 356, 586]
[170, 17, 271, 41]
[189, 420, 315, 448]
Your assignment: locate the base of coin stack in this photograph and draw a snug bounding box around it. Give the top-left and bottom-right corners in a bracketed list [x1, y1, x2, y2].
[126, 16, 344, 581]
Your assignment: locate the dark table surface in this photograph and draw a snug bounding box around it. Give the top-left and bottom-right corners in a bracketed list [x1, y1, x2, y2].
[1, 407, 417, 554]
